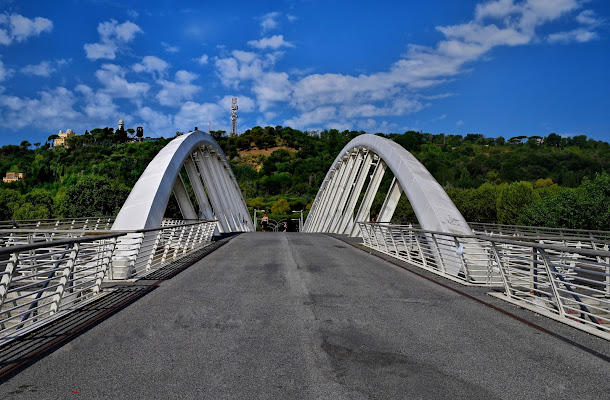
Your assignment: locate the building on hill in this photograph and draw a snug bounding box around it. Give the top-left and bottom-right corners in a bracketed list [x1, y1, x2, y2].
[3, 172, 25, 183]
[54, 129, 77, 148]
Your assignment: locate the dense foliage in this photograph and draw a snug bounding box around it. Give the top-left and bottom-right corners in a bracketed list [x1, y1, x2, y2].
[1, 126, 609, 230]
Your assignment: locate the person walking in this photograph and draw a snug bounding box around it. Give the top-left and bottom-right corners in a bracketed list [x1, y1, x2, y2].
[261, 214, 269, 232]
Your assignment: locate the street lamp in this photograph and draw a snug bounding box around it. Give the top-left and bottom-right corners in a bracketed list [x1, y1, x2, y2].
[253, 209, 265, 231]
[291, 209, 303, 232]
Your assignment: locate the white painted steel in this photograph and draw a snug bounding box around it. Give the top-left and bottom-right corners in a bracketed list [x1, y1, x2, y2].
[112, 131, 252, 232]
[184, 156, 214, 220]
[0, 233, 122, 343]
[378, 177, 403, 223]
[349, 158, 386, 237]
[0, 217, 115, 231]
[358, 222, 610, 340]
[196, 148, 229, 233]
[172, 174, 198, 220]
[305, 135, 472, 237]
[336, 151, 372, 234]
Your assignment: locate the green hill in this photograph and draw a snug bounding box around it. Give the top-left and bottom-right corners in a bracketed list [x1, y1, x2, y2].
[1, 127, 609, 230]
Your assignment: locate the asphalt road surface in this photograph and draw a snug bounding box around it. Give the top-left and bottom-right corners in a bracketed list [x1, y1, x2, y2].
[1, 233, 609, 399]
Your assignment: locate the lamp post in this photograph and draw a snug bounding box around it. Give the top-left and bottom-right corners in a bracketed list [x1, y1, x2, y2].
[253, 209, 265, 231]
[291, 210, 304, 232]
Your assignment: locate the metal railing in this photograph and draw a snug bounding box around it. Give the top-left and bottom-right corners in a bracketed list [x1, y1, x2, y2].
[358, 222, 610, 339]
[0, 216, 115, 231]
[469, 221, 610, 243]
[358, 222, 502, 285]
[0, 219, 218, 343]
[0, 232, 124, 343]
[110, 220, 217, 279]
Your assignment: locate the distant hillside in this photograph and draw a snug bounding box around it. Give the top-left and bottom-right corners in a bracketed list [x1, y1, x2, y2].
[1, 127, 609, 229]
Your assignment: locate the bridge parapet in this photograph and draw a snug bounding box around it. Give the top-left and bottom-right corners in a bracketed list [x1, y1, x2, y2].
[0, 218, 217, 344]
[359, 222, 610, 340]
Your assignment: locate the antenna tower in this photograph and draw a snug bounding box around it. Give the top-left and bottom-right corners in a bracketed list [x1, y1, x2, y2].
[230, 97, 238, 137]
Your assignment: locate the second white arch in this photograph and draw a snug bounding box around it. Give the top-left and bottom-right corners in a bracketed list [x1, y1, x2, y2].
[304, 134, 473, 237]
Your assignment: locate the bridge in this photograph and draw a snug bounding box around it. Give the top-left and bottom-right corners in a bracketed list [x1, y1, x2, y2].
[1, 131, 609, 396]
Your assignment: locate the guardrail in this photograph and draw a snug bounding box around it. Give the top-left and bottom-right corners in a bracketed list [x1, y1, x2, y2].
[358, 222, 610, 339]
[358, 222, 502, 285]
[0, 232, 124, 343]
[0, 217, 115, 231]
[0, 219, 218, 343]
[469, 221, 610, 243]
[110, 220, 217, 279]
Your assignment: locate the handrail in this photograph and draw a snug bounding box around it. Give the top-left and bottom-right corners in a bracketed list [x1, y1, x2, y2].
[357, 222, 610, 340]
[0, 219, 219, 344]
[0, 232, 126, 255]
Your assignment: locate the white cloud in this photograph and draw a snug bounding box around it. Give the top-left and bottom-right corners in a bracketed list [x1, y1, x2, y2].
[284, 106, 337, 127]
[20, 59, 68, 77]
[247, 35, 294, 50]
[197, 54, 209, 65]
[576, 10, 601, 26]
[214, 51, 265, 88]
[127, 10, 140, 19]
[95, 64, 149, 100]
[456, 120, 464, 126]
[75, 84, 119, 119]
[0, 87, 81, 130]
[548, 28, 598, 43]
[252, 72, 292, 111]
[0, 14, 53, 46]
[162, 41, 179, 53]
[260, 12, 280, 31]
[133, 56, 169, 78]
[547, 8, 602, 44]
[156, 70, 201, 107]
[175, 101, 223, 132]
[0, 60, 13, 81]
[136, 106, 176, 136]
[84, 20, 142, 60]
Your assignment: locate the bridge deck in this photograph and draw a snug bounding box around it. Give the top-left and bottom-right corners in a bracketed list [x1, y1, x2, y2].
[1, 233, 609, 398]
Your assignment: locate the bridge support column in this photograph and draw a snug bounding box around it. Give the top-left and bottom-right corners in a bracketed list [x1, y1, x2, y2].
[185, 156, 214, 220]
[326, 151, 361, 233]
[330, 149, 367, 233]
[350, 158, 386, 237]
[308, 170, 338, 232]
[337, 150, 372, 234]
[195, 148, 229, 233]
[206, 152, 238, 231]
[316, 156, 351, 232]
[173, 174, 198, 220]
[378, 177, 403, 223]
[217, 161, 245, 231]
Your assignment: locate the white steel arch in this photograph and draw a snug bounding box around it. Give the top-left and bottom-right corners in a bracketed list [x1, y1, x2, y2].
[304, 134, 472, 237]
[112, 131, 253, 232]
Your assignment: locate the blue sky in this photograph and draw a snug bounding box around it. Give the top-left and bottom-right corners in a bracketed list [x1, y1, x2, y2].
[0, 0, 608, 146]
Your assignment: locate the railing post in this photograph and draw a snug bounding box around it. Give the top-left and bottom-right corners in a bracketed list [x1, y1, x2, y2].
[0, 252, 19, 308]
[160, 227, 176, 265]
[538, 248, 566, 317]
[173, 225, 187, 259]
[414, 233, 427, 268]
[50, 243, 79, 315]
[431, 234, 447, 274]
[453, 237, 470, 281]
[93, 238, 117, 294]
[183, 225, 195, 254]
[490, 242, 513, 296]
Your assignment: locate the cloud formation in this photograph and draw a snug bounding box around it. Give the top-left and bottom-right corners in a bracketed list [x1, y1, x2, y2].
[0, 14, 53, 46]
[247, 35, 294, 50]
[20, 59, 68, 77]
[84, 20, 143, 60]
